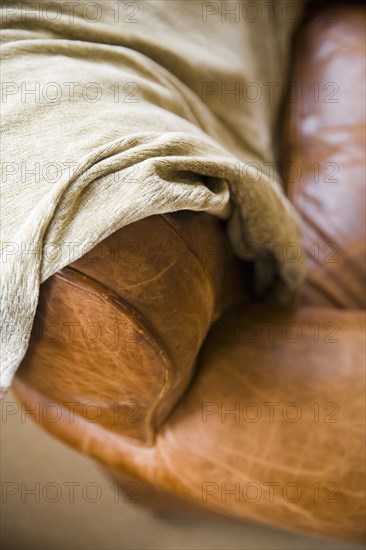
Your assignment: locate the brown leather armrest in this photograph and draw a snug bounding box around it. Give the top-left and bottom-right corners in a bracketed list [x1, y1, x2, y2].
[15, 212, 247, 444]
[13, 304, 366, 542]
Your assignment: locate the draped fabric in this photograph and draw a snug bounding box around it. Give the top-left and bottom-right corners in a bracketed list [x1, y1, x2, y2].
[0, 0, 306, 392]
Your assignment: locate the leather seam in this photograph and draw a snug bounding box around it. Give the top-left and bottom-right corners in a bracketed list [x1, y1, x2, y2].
[56, 267, 174, 446]
[161, 214, 217, 315]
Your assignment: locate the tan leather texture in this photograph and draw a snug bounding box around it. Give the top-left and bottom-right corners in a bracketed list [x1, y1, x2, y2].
[16, 212, 246, 444]
[283, 5, 366, 308]
[13, 305, 366, 542]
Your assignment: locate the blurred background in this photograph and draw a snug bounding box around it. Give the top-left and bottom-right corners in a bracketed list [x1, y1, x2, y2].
[1, 391, 362, 550]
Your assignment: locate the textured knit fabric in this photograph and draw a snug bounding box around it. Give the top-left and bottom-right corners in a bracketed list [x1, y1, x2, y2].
[0, 0, 306, 392]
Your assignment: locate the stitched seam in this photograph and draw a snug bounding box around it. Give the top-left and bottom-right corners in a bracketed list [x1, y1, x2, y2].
[56, 267, 173, 446]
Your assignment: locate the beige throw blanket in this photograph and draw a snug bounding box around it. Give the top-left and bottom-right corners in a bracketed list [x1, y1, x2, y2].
[0, 0, 306, 392]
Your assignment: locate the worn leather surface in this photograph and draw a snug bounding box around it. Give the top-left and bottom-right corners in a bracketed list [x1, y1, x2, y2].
[283, 5, 366, 308]
[17, 212, 246, 444]
[13, 3, 366, 543]
[156, 305, 365, 542]
[13, 305, 366, 541]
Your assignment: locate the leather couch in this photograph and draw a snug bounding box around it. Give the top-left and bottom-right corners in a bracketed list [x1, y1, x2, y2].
[13, 3, 365, 543]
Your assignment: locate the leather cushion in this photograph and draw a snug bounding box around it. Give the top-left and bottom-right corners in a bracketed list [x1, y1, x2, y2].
[157, 304, 365, 541]
[283, 5, 366, 308]
[13, 304, 366, 541]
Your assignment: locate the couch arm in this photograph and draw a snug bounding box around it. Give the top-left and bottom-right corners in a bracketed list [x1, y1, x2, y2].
[15, 211, 247, 445]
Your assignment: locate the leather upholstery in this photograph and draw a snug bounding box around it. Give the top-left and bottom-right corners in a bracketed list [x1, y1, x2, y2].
[13, 2, 366, 543]
[16, 212, 246, 444]
[283, 5, 366, 308]
[14, 305, 366, 541]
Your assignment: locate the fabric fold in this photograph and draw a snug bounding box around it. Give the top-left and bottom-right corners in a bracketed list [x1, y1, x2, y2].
[1, 0, 306, 392]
